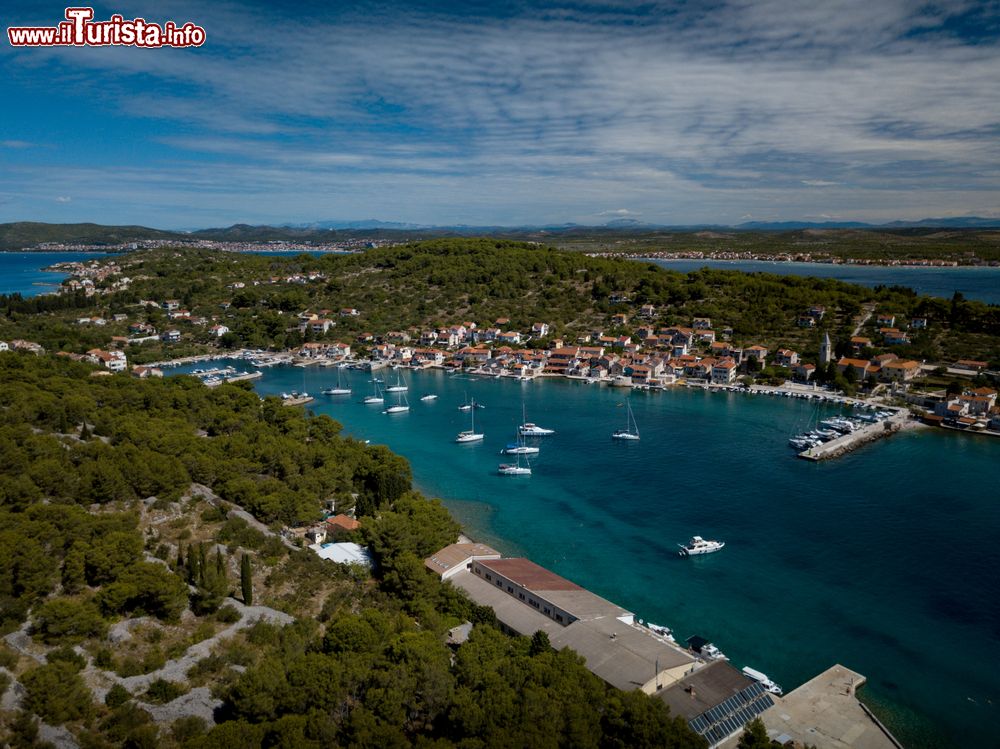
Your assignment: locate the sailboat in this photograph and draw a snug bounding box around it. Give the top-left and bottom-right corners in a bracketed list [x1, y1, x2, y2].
[420, 393, 438, 401]
[385, 371, 408, 393]
[458, 392, 473, 411]
[363, 378, 384, 405]
[519, 403, 554, 436]
[502, 424, 540, 455]
[385, 388, 410, 414]
[611, 400, 640, 440]
[498, 449, 531, 475]
[455, 399, 485, 442]
[321, 366, 351, 396]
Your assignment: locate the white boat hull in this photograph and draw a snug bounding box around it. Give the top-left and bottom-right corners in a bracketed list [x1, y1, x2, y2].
[385, 405, 409, 413]
[455, 433, 485, 443]
[503, 446, 540, 454]
[498, 466, 531, 475]
[323, 388, 351, 395]
[611, 431, 640, 440]
[363, 397, 384, 404]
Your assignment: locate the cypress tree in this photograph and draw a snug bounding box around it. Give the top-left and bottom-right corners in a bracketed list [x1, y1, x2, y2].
[197, 543, 208, 586]
[187, 544, 200, 585]
[240, 554, 253, 606]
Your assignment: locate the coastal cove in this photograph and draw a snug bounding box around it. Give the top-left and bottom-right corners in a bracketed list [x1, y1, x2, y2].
[172, 361, 1000, 748]
[643, 258, 1000, 305]
[0, 251, 109, 297]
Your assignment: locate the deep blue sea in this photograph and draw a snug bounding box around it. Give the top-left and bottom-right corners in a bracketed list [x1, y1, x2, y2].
[172, 363, 1000, 748]
[0, 251, 109, 297]
[645, 259, 1000, 305]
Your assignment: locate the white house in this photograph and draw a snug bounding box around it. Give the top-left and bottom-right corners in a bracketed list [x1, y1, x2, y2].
[210, 324, 229, 338]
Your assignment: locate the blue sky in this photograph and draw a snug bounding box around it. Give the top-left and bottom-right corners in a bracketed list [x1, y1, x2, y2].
[2, 0, 1000, 228]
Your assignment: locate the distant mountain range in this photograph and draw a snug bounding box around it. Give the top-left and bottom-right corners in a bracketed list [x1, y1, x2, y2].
[1, 216, 999, 249]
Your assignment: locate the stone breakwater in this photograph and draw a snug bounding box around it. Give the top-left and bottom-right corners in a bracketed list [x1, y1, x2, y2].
[798, 413, 919, 461]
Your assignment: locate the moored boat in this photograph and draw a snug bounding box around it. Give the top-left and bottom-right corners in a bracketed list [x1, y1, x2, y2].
[678, 536, 725, 556]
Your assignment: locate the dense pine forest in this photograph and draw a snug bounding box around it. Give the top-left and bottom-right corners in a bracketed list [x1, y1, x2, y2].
[0, 353, 706, 748]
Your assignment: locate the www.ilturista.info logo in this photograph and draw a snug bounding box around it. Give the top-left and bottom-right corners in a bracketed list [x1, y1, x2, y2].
[8, 7, 206, 47]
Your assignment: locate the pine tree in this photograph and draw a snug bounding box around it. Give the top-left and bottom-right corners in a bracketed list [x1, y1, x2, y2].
[240, 554, 253, 606]
[215, 547, 225, 577]
[79, 422, 90, 440]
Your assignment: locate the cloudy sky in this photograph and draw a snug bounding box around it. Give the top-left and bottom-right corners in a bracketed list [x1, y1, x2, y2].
[3, 0, 1000, 228]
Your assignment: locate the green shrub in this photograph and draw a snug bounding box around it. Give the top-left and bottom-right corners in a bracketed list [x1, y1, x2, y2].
[143, 678, 188, 705]
[215, 604, 242, 624]
[21, 662, 94, 724]
[105, 683, 131, 708]
[31, 597, 107, 644]
[46, 645, 86, 671]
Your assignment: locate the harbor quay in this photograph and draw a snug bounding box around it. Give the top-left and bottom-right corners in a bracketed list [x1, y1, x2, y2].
[720, 665, 902, 749]
[797, 411, 914, 461]
[425, 542, 896, 749]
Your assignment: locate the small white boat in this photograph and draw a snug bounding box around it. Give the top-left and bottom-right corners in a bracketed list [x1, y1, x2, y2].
[385, 372, 408, 393]
[520, 422, 555, 436]
[456, 400, 484, 443]
[742, 666, 783, 695]
[518, 403, 554, 436]
[502, 443, 540, 455]
[497, 462, 531, 475]
[384, 389, 409, 414]
[420, 394, 438, 401]
[363, 379, 384, 404]
[322, 367, 351, 395]
[611, 400, 640, 440]
[678, 536, 725, 556]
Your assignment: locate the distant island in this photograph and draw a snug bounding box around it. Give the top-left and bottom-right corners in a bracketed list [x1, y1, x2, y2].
[3, 220, 1000, 265]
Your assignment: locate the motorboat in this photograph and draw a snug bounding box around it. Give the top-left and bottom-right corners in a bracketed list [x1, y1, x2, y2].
[518, 403, 554, 436]
[678, 536, 725, 556]
[742, 666, 783, 696]
[519, 422, 554, 436]
[420, 394, 438, 401]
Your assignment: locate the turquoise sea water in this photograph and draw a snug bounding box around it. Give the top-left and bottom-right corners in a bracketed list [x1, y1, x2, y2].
[177, 363, 1000, 747]
[645, 259, 1000, 305]
[0, 252, 109, 297]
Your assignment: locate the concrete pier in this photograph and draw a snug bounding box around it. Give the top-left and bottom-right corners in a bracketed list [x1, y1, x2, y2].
[726, 665, 902, 749]
[797, 412, 909, 462]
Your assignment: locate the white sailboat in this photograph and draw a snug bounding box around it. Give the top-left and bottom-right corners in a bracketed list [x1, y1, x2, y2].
[363, 379, 384, 405]
[611, 400, 640, 440]
[518, 403, 554, 436]
[322, 366, 351, 396]
[385, 371, 408, 393]
[455, 399, 485, 443]
[498, 450, 531, 475]
[502, 426, 540, 455]
[458, 391, 473, 411]
[384, 388, 409, 414]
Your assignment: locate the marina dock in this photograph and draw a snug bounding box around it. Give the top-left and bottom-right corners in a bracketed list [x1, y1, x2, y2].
[797, 411, 910, 461]
[732, 665, 902, 749]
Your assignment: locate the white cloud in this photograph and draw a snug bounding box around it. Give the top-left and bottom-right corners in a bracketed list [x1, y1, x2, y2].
[597, 209, 641, 217]
[3, 0, 1000, 225]
[55, 196, 71, 203]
